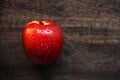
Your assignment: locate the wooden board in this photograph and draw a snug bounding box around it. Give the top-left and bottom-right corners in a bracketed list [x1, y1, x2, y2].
[0, 0, 120, 80]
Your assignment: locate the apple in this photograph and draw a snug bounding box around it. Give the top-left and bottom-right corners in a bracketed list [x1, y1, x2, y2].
[22, 20, 64, 64]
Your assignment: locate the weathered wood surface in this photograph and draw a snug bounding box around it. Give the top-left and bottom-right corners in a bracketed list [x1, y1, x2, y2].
[0, 0, 120, 80]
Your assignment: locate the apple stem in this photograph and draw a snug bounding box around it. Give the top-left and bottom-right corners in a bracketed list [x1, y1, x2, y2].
[39, 21, 44, 25]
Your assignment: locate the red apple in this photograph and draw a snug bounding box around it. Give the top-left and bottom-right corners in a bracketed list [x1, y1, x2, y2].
[22, 20, 64, 64]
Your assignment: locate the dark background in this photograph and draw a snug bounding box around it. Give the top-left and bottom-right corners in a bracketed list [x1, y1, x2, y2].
[0, 0, 120, 80]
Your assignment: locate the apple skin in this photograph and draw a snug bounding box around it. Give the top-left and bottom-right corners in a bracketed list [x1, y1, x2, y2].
[22, 20, 64, 64]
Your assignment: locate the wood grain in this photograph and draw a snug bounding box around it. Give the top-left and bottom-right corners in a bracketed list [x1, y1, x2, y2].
[0, 0, 120, 80]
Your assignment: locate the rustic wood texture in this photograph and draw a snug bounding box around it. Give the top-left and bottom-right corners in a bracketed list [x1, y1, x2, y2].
[0, 0, 120, 80]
